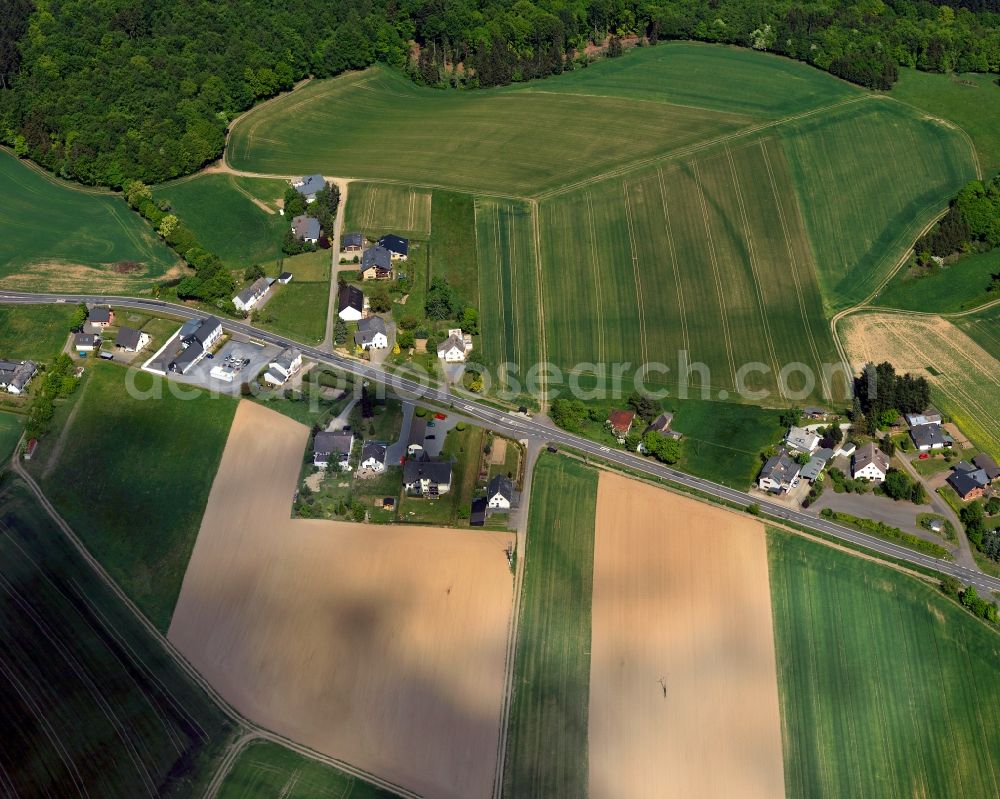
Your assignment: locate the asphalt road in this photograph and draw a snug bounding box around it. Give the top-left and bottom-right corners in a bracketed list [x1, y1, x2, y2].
[6, 290, 1000, 595]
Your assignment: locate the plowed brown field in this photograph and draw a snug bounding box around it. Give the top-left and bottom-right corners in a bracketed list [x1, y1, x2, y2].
[168, 401, 514, 799]
[588, 473, 785, 799]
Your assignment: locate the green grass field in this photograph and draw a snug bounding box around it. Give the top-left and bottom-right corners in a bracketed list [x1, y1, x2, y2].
[216, 741, 397, 799]
[780, 99, 977, 309]
[874, 248, 1000, 312]
[0, 410, 24, 460]
[507, 41, 859, 117]
[891, 68, 1000, 175]
[768, 529, 1000, 797]
[0, 150, 176, 290]
[153, 173, 287, 268]
[258, 283, 328, 344]
[229, 66, 749, 197]
[30, 362, 237, 632]
[428, 190, 478, 301]
[0, 478, 236, 797]
[956, 303, 1000, 361]
[503, 454, 597, 798]
[344, 182, 432, 240]
[0, 303, 75, 360]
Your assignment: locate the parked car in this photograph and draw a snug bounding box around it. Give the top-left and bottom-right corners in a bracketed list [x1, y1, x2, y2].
[435, 413, 447, 420]
[919, 453, 929, 460]
[427, 421, 436, 428]
[206, 353, 214, 359]
[426, 434, 436, 440]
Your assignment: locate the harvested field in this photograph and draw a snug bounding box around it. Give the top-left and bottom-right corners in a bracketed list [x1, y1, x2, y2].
[169, 401, 515, 799]
[589, 473, 784, 799]
[345, 182, 432, 240]
[841, 311, 1000, 458]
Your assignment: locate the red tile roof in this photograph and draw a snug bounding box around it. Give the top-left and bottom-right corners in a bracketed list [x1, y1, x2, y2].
[607, 409, 636, 433]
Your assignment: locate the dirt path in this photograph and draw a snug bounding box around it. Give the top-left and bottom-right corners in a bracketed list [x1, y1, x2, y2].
[41, 373, 89, 480]
[323, 179, 350, 349]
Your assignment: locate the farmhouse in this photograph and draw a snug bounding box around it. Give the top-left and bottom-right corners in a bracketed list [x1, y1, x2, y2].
[403, 456, 453, 497]
[358, 441, 387, 474]
[407, 417, 427, 456]
[972, 454, 1000, 483]
[291, 215, 321, 244]
[355, 316, 389, 350]
[263, 347, 303, 386]
[852, 442, 889, 482]
[437, 328, 473, 362]
[910, 423, 948, 451]
[114, 326, 150, 353]
[74, 332, 101, 352]
[948, 462, 990, 501]
[785, 426, 821, 454]
[313, 431, 354, 470]
[233, 277, 272, 312]
[0, 360, 37, 395]
[607, 409, 636, 443]
[277, 272, 294, 284]
[337, 284, 365, 322]
[644, 412, 683, 440]
[87, 306, 114, 328]
[486, 474, 514, 510]
[342, 232, 365, 252]
[185, 317, 224, 350]
[292, 173, 324, 203]
[378, 234, 409, 260]
[758, 449, 800, 494]
[361, 246, 393, 280]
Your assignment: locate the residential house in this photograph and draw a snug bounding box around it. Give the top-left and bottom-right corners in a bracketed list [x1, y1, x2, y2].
[0, 360, 37, 395]
[342, 232, 365, 253]
[184, 317, 223, 350]
[852, 442, 889, 482]
[361, 246, 393, 280]
[910, 423, 948, 451]
[358, 441, 387, 473]
[803, 407, 829, 420]
[355, 316, 388, 350]
[972, 454, 1000, 483]
[607, 409, 636, 443]
[948, 462, 990, 501]
[168, 342, 204, 374]
[905, 411, 943, 427]
[114, 326, 151, 353]
[407, 418, 427, 456]
[88, 306, 114, 328]
[470, 497, 488, 527]
[486, 474, 514, 510]
[403, 456, 453, 496]
[292, 173, 325, 203]
[291, 215, 321, 244]
[800, 448, 833, 483]
[313, 431, 354, 470]
[377, 234, 409, 260]
[785, 426, 821, 454]
[74, 332, 101, 352]
[277, 272, 294, 284]
[758, 450, 801, 494]
[643, 412, 683, 440]
[337, 284, 365, 322]
[263, 347, 303, 386]
[437, 328, 473, 362]
[233, 277, 272, 312]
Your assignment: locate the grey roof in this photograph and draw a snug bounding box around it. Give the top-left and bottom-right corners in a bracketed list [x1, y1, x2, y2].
[355, 316, 387, 347]
[272, 347, 300, 372]
[362, 246, 392, 271]
[74, 332, 101, 347]
[170, 341, 203, 373]
[759, 451, 799, 485]
[278, 271, 293, 281]
[361, 441, 387, 463]
[1, 359, 37, 391]
[470, 497, 487, 526]
[343, 232, 365, 248]
[408, 417, 427, 448]
[804, 406, 829, 416]
[404, 457, 452, 486]
[115, 326, 144, 350]
[178, 318, 201, 339]
[488, 473, 514, 502]
[236, 277, 271, 305]
[437, 332, 466, 355]
[291, 215, 321, 240]
[378, 234, 409, 256]
[338, 284, 364, 313]
[972, 453, 1000, 481]
[948, 469, 988, 497]
[853, 442, 889, 473]
[294, 173, 324, 198]
[186, 316, 222, 347]
[800, 456, 828, 482]
[910, 423, 947, 448]
[314, 432, 353, 459]
[88, 306, 111, 323]
[645, 412, 673, 433]
[814, 447, 835, 461]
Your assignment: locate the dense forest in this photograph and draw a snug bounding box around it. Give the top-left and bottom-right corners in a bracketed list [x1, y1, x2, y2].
[1, 0, 1000, 187]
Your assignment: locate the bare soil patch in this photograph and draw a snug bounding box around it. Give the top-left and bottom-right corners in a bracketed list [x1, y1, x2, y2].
[490, 437, 507, 465]
[588, 473, 785, 799]
[168, 401, 514, 799]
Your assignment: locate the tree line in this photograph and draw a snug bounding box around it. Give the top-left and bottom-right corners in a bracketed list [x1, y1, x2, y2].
[2, 0, 1000, 187]
[916, 174, 1000, 262]
[852, 362, 931, 435]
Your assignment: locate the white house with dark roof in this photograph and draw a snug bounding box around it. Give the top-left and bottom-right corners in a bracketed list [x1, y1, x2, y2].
[337, 284, 365, 322]
[910, 423, 948, 451]
[377, 234, 409, 260]
[403, 456, 453, 496]
[291, 215, 321, 244]
[185, 316, 223, 349]
[355, 316, 388, 350]
[263, 347, 303, 386]
[114, 326, 150, 353]
[292, 174, 325, 203]
[313, 431, 354, 470]
[88, 306, 114, 328]
[233, 277, 272, 312]
[486, 474, 514, 510]
[358, 441, 387, 474]
[0, 360, 37, 395]
[758, 449, 800, 494]
[74, 332, 101, 352]
[852, 442, 889, 482]
[437, 328, 473, 362]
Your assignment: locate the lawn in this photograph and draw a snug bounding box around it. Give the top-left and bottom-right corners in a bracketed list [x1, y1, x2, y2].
[344, 182, 432, 240]
[153, 173, 287, 269]
[780, 98, 977, 309]
[0, 410, 24, 461]
[955, 303, 1000, 362]
[30, 362, 237, 632]
[0, 478, 236, 797]
[0, 303, 75, 360]
[768, 528, 1000, 797]
[429, 190, 478, 302]
[0, 150, 176, 291]
[873, 248, 1000, 312]
[229, 64, 749, 197]
[507, 41, 859, 118]
[216, 741, 398, 799]
[502, 454, 598, 798]
[256, 283, 328, 344]
[891, 67, 1000, 175]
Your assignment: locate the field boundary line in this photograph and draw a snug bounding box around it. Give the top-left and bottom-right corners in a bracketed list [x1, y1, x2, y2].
[529, 200, 549, 408]
[621, 181, 650, 365]
[509, 203, 522, 367]
[585, 192, 607, 364]
[758, 138, 831, 399]
[690, 161, 737, 387]
[882, 95, 983, 181]
[725, 145, 784, 398]
[492, 202, 510, 366]
[656, 167, 690, 353]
